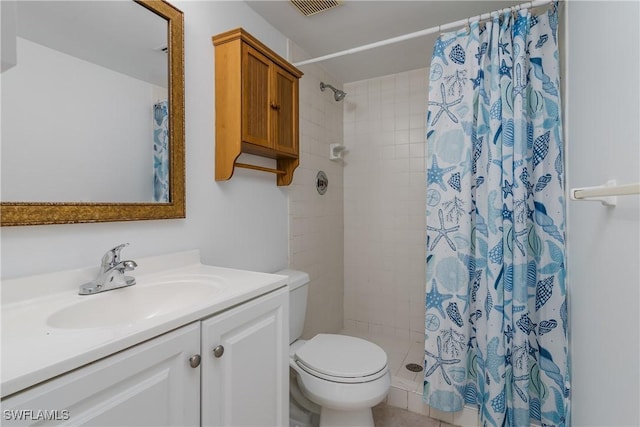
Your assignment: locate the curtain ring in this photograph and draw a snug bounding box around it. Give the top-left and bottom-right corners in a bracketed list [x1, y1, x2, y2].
[465, 17, 471, 34]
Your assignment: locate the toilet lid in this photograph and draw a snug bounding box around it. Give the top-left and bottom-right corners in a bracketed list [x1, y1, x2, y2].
[295, 334, 387, 379]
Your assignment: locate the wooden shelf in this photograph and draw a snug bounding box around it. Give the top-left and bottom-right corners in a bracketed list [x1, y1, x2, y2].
[235, 163, 285, 175]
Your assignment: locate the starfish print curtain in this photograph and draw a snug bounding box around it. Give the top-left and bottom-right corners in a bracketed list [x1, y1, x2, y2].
[423, 4, 569, 426]
[153, 100, 169, 202]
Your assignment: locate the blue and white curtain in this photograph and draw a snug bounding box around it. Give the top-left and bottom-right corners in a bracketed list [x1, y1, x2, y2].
[424, 4, 569, 426]
[153, 100, 169, 202]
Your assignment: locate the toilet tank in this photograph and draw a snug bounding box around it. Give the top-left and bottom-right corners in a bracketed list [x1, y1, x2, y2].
[276, 269, 310, 344]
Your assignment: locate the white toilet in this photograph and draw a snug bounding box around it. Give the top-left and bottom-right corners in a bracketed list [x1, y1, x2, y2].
[279, 269, 390, 427]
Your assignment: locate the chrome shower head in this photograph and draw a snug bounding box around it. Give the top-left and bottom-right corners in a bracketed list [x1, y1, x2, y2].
[320, 82, 346, 102]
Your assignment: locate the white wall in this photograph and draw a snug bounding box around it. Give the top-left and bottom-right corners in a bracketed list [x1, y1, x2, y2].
[2, 37, 155, 202]
[342, 69, 428, 340]
[566, 1, 640, 426]
[0, 1, 294, 279]
[0, 1, 17, 73]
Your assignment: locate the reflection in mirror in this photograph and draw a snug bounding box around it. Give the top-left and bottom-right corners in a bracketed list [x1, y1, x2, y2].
[3, 1, 167, 202]
[0, 0, 185, 225]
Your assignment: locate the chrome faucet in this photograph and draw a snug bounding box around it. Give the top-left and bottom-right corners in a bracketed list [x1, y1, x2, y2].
[79, 243, 138, 295]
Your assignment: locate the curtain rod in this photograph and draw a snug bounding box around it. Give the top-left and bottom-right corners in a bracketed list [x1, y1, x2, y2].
[292, 0, 554, 67]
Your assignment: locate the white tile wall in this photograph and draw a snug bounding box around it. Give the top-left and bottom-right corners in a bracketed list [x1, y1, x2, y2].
[343, 68, 429, 339]
[289, 45, 345, 338]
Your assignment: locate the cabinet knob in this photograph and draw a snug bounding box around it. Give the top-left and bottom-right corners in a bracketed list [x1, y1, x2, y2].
[189, 354, 201, 368]
[270, 102, 280, 110]
[213, 345, 225, 358]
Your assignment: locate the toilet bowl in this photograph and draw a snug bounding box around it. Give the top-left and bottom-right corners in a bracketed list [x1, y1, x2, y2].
[290, 334, 390, 426]
[279, 269, 391, 427]
[290, 368, 321, 427]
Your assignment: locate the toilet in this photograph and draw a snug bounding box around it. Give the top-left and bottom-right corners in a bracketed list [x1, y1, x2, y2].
[279, 269, 390, 427]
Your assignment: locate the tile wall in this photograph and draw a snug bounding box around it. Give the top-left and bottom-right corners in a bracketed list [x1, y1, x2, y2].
[288, 50, 345, 338]
[342, 68, 429, 341]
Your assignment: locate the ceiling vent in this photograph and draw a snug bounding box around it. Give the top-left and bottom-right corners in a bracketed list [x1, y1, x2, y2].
[289, 0, 342, 17]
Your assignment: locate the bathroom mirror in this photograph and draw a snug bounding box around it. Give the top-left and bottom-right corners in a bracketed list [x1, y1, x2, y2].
[0, 0, 185, 226]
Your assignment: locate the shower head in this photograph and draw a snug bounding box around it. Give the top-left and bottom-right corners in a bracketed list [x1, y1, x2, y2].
[334, 90, 346, 101]
[320, 82, 346, 102]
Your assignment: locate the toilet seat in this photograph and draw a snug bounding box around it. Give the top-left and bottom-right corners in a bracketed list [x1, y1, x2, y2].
[294, 334, 388, 384]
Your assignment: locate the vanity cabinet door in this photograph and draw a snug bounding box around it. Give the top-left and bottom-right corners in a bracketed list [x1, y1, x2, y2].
[201, 287, 288, 427]
[1, 324, 200, 427]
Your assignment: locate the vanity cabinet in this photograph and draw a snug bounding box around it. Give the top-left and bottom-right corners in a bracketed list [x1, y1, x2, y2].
[213, 27, 303, 186]
[1, 324, 200, 427]
[1, 288, 288, 427]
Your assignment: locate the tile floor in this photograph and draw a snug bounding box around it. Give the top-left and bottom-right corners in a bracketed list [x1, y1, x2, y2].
[341, 328, 479, 427]
[372, 403, 457, 427]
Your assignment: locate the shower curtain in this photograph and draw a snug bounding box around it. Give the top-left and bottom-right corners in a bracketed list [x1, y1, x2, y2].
[153, 100, 169, 202]
[423, 4, 569, 426]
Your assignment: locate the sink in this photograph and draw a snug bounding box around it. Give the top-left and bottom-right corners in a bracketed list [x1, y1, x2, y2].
[47, 278, 222, 329]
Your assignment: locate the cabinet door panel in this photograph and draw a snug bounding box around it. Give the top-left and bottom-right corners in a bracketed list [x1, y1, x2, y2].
[242, 45, 271, 148]
[201, 289, 288, 427]
[1, 324, 200, 427]
[273, 67, 297, 156]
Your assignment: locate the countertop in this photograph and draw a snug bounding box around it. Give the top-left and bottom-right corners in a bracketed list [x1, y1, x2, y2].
[1, 250, 287, 398]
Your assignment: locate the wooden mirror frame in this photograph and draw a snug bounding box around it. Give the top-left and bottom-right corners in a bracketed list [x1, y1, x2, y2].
[0, 0, 185, 226]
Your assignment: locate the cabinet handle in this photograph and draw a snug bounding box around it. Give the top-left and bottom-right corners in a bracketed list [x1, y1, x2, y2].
[189, 354, 201, 368]
[213, 345, 225, 358]
[270, 102, 280, 110]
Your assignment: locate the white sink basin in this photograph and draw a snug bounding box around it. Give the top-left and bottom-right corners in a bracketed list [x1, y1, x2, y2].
[47, 278, 222, 329]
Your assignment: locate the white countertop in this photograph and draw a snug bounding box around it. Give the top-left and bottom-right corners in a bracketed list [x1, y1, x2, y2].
[1, 250, 287, 398]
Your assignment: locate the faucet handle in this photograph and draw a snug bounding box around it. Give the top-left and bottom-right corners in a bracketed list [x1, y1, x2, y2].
[101, 243, 130, 270]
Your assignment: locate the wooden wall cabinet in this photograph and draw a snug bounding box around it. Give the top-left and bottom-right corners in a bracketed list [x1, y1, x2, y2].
[213, 28, 303, 186]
